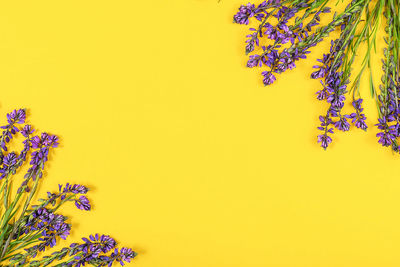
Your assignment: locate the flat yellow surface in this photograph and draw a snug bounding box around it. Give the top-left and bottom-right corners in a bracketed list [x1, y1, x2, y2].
[0, 0, 399, 266]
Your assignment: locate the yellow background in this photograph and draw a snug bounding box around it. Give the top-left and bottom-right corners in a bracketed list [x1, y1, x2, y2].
[0, 0, 399, 266]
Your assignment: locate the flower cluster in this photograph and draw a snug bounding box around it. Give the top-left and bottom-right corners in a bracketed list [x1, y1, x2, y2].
[65, 234, 136, 266]
[375, 14, 400, 152]
[0, 109, 136, 266]
[18, 234, 137, 267]
[349, 99, 368, 131]
[26, 132, 59, 179]
[312, 6, 368, 149]
[234, 0, 332, 86]
[0, 109, 25, 152]
[234, 0, 281, 25]
[38, 183, 91, 211]
[22, 208, 71, 253]
[12, 234, 136, 267]
[234, 0, 399, 152]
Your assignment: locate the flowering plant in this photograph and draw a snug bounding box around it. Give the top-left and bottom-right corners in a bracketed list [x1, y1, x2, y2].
[0, 109, 136, 266]
[234, 0, 400, 152]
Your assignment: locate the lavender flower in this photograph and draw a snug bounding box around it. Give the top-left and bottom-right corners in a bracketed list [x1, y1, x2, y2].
[234, 0, 385, 151]
[0, 152, 18, 179]
[234, 3, 257, 25]
[82, 234, 117, 253]
[311, 53, 330, 79]
[7, 109, 26, 124]
[233, 1, 281, 25]
[21, 208, 71, 253]
[262, 71, 276, 85]
[311, 5, 365, 149]
[247, 54, 264, 68]
[75, 195, 91, 211]
[21, 124, 34, 137]
[24, 132, 59, 183]
[57, 234, 136, 267]
[317, 115, 334, 150]
[0, 109, 26, 152]
[375, 14, 400, 152]
[63, 183, 89, 194]
[334, 117, 350, 131]
[29, 183, 91, 214]
[376, 118, 396, 147]
[317, 134, 332, 150]
[347, 99, 368, 130]
[3, 152, 17, 168]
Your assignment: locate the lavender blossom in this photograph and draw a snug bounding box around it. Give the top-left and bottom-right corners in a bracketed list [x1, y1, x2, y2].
[334, 117, 350, 131]
[262, 71, 276, 85]
[24, 133, 59, 183]
[233, 1, 281, 25]
[61, 234, 136, 266]
[347, 99, 368, 130]
[75, 195, 91, 211]
[0, 152, 18, 179]
[0, 109, 26, 152]
[376, 117, 396, 147]
[7, 109, 26, 124]
[30, 183, 90, 212]
[234, 3, 257, 25]
[317, 115, 334, 150]
[21, 208, 71, 253]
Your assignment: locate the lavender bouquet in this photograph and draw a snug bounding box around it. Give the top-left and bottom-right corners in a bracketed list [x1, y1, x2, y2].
[0, 109, 136, 266]
[234, 0, 400, 152]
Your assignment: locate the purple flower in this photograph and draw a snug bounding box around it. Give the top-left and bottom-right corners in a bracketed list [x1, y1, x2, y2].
[83, 234, 117, 253]
[21, 124, 34, 138]
[247, 54, 263, 68]
[317, 115, 334, 150]
[0, 109, 27, 152]
[45, 135, 59, 148]
[233, 3, 256, 25]
[62, 183, 89, 194]
[347, 99, 368, 130]
[234, 1, 279, 25]
[245, 29, 259, 54]
[0, 108, 136, 266]
[31, 183, 90, 211]
[376, 131, 396, 147]
[334, 117, 350, 131]
[119, 247, 136, 262]
[311, 66, 326, 79]
[24, 133, 59, 183]
[3, 152, 17, 167]
[327, 94, 346, 109]
[7, 109, 26, 125]
[317, 134, 332, 150]
[354, 116, 367, 130]
[23, 208, 71, 252]
[262, 71, 276, 86]
[263, 48, 279, 68]
[75, 195, 91, 211]
[56, 234, 136, 267]
[275, 51, 296, 73]
[316, 89, 328, 100]
[110, 247, 137, 266]
[0, 152, 18, 179]
[30, 136, 42, 149]
[375, 117, 397, 147]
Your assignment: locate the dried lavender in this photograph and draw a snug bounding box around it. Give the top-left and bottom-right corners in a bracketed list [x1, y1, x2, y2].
[0, 109, 136, 266]
[234, 0, 400, 153]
